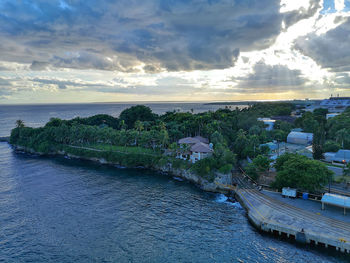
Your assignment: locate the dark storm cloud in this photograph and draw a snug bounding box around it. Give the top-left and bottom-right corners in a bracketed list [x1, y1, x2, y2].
[0, 0, 320, 72]
[232, 62, 307, 93]
[295, 17, 350, 72]
[30, 61, 49, 71]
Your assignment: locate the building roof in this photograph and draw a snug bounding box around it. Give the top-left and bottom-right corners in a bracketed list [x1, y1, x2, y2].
[194, 135, 209, 144]
[178, 136, 209, 145]
[321, 193, 350, 209]
[190, 142, 213, 153]
[287, 131, 313, 140]
[333, 149, 350, 162]
[178, 137, 200, 144]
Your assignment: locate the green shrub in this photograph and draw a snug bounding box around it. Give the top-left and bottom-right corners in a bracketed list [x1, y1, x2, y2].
[218, 164, 232, 174]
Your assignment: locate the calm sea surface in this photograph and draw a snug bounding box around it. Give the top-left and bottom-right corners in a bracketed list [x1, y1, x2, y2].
[0, 103, 348, 262]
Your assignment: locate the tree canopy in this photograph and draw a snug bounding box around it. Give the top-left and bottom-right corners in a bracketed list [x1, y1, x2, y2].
[119, 105, 156, 129]
[273, 153, 333, 193]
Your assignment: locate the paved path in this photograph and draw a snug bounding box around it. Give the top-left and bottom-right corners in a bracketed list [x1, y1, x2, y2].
[262, 190, 350, 223]
[236, 187, 350, 252]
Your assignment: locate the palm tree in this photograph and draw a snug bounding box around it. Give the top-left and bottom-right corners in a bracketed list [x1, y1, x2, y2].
[134, 120, 144, 133]
[133, 121, 144, 146]
[15, 119, 24, 128]
[336, 128, 349, 148]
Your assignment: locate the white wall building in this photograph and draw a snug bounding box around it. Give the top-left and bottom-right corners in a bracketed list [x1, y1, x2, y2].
[177, 136, 213, 163]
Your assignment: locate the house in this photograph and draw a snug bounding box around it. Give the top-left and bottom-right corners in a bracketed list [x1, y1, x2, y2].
[189, 142, 213, 163]
[177, 136, 213, 163]
[257, 118, 275, 131]
[326, 113, 340, 119]
[324, 149, 350, 164]
[287, 131, 313, 145]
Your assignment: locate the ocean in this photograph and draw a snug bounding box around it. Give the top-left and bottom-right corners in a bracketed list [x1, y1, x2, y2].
[0, 102, 347, 262]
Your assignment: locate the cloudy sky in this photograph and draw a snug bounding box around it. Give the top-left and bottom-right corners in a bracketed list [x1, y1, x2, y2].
[0, 0, 349, 104]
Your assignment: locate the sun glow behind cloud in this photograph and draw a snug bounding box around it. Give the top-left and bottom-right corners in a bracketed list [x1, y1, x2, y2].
[0, 0, 349, 103]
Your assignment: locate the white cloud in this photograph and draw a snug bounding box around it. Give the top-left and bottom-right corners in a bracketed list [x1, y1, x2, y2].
[335, 0, 345, 11]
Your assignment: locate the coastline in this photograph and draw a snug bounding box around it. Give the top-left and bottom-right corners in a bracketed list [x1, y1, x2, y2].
[8, 142, 350, 255]
[12, 144, 232, 194]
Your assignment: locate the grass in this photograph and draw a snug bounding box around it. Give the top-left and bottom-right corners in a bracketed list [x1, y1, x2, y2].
[74, 143, 162, 156]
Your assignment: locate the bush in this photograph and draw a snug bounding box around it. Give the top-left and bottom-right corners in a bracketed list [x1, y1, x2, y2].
[218, 164, 233, 174]
[158, 157, 168, 167]
[324, 140, 340, 152]
[191, 157, 216, 181]
[245, 163, 259, 181]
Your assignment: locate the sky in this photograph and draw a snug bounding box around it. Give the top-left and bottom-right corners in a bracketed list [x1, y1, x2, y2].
[0, 0, 350, 104]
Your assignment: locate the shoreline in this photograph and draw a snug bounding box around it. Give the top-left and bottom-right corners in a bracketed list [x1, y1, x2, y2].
[12, 144, 232, 194]
[7, 142, 350, 256]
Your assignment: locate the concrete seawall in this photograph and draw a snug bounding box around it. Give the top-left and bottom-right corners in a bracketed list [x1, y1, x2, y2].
[234, 187, 350, 253]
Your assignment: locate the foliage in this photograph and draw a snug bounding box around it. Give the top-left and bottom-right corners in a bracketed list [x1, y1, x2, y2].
[119, 105, 156, 129]
[273, 153, 333, 193]
[252, 155, 270, 172]
[245, 163, 259, 181]
[312, 122, 325, 160]
[191, 157, 216, 182]
[10, 102, 303, 178]
[323, 140, 340, 153]
[16, 119, 25, 128]
[245, 155, 270, 181]
[218, 164, 233, 174]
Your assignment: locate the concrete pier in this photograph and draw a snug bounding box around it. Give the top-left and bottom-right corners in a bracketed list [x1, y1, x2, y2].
[234, 187, 350, 253]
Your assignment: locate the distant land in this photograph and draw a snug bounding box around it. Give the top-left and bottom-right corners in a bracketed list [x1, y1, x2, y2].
[205, 99, 321, 106]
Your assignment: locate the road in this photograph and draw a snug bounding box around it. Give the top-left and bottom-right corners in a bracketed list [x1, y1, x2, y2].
[328, 165, 344, 177]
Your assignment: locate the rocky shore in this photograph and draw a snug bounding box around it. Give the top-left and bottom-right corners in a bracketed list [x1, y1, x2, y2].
[12, 144, 233, 194]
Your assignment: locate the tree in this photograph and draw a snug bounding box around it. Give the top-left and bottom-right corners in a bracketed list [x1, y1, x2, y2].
[249, 125, 261, 135]
[119, 105, 156, 129]
[336, 128, 349, 148]
[15, 119, 24, 128]
[245, 155, 270, 181]
[343, 162, 350, 177]
[134, 120, 144, 133]
[273, 154, 333, 193]
[245, 163, 259, 181]
[252, 155, 270, 172]
[323, 140, 340, 152]
[312, 123, 325, 160]
[233, 129, 249, 159]
[211, 131, 225, 145]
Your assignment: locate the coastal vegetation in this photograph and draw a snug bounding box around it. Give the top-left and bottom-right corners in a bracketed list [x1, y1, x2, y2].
[295, 107, 350, 159]
[10, 102, 350, 192]
[273, 153, 333, 192]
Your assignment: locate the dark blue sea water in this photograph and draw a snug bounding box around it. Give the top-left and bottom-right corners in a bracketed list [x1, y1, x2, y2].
[0, 103, 348, 262]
